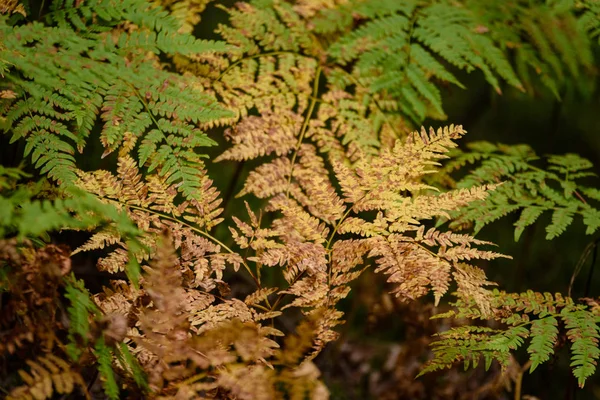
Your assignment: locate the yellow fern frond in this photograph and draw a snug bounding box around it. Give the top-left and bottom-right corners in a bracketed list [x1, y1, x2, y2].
[72, 229, 121, 255]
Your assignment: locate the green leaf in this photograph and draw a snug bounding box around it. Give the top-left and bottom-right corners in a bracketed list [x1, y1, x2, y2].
[528, 316, 558, 372]
[582, 208, 600, 235]
[64, 276, 100, 360]
[95, 338, 119, 400]
[514, 207, 544, 241]
[117, 343, 148, 391]
[545, 209, 574, 240]
[561, 310, 600, 388]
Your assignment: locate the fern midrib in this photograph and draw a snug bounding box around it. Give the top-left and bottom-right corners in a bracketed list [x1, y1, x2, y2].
[99, 198, 263, 289]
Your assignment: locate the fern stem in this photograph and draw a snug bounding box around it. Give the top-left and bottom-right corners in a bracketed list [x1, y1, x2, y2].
[514, 360, 533, 400]
[325, 207, 353, 252]
[285, 66, 322, 198]
[130, 85, 167, 145]
[110, 201, 262, 288]
[177, 371, 208, 387]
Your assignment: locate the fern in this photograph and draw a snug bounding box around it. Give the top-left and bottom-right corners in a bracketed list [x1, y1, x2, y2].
[64, 276, 101, 360]
[428, 290, 600, 387]
[95, 338, 120, 400]
[0, 165, 138, 235]
[436, 142, 600, 240]
[7, 355, 86, 400]
[1, 0, 599, 398]
[527, 316, 559, 372]
[1, 0, 232, 195]
[562, 309, 600, 387]
[116, 342, 148, 391]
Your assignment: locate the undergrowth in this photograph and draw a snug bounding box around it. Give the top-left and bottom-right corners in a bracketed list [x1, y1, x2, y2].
[1, 0, 599, 398]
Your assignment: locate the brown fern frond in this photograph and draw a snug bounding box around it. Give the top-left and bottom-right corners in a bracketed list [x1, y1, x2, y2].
[269, 196, 330, 243]
[7, 355, 87, 400]
[245, 287, 279, 307]
[291, 144, 346, 224]
[190, 299, 257, 333]
[76, 153, 226, 285]
[239, 157, 294, 199]
[453, 263, 497, 316]
[0, 240, 69, 356]
[215, 111, 302, 162]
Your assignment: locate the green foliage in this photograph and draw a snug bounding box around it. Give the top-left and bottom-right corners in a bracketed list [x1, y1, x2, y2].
[428, 290, 600, 387]
[0, 165, 144, 283]
[1, 0, 232, 197]
[0, 175, 137, 239]
[95, 338, 120, 400]
[0, 0, 599, 398]
[528, 316, 559, 372]
[309, 0, 596, 123]
[563, 309, 600, 387]
[116, 342, 148, 391]
[64, 276, 101, 360]
[437, 142, 600, 240]
[314, 0, 522, 122]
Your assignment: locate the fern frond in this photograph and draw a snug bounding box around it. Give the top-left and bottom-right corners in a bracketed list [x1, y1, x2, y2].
[562, 309, 600, 388]
[64, 276, 100, 360]
[95, 338, 119, 400]
[75, 152, 227, 283]
[1, 4, 232, 193]
[115, 342, 148, 391]
[7, 355, 86, 400]
[528, 316, 559, 372]
[429, 290, 600, 386]
[440, 142, 600, 239]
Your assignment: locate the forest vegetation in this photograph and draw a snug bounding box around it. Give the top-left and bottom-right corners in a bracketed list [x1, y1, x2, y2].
[1, 0, 600, 398]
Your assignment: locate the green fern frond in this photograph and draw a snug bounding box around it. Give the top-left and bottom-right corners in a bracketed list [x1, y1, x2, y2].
[463, 0, 595, 97]
[1, 3, 232, 195]
[438, 142, 600, 240]
[429, 290, 600, 386]
[417, 326, 507, 376]
[95, 338, 119, 400]
[578, 0, 600, 43]
[0, 172, 139, 242]
[116, 342, 148, 391]
[528, 316, 559, 372]
[562, 309, 600, 388]
[322, 1, 524, 123]
[514, 207, 545, 241]
[64, 276, 100, 360]
[546, 209, 575, 240]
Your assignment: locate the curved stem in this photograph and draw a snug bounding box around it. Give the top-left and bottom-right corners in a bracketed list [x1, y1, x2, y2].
[110, 200, 261, 288]
[269, 269, 306, 311]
